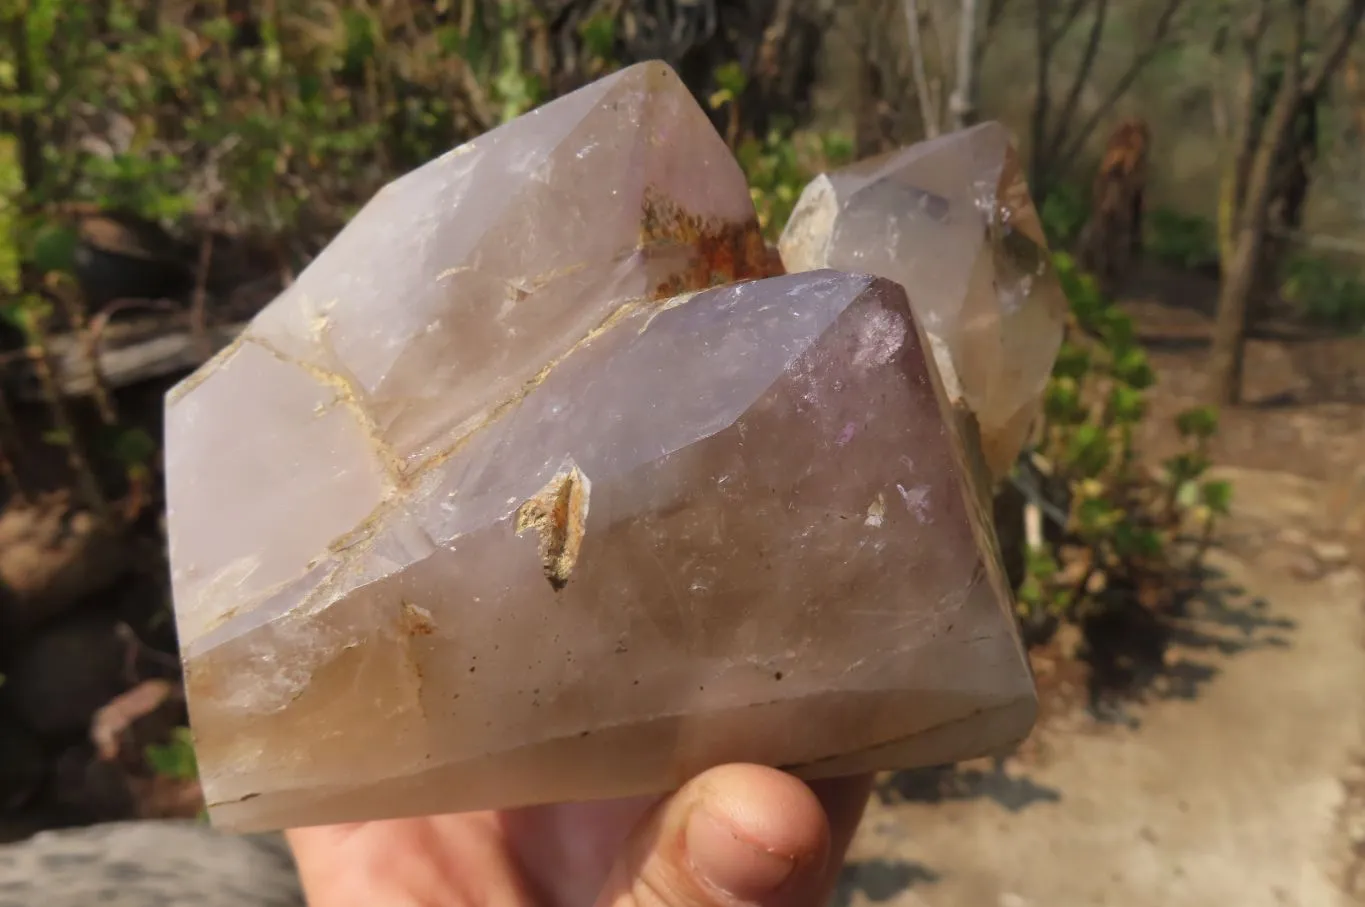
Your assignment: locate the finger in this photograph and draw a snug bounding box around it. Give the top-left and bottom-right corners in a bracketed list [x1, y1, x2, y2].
[593, 764, 834, 907]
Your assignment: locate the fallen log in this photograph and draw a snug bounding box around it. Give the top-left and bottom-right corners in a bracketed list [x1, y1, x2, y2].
[1, 319, 246, 401]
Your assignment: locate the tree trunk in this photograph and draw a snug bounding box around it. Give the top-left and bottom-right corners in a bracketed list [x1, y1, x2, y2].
[1208, 0, 1365, 404]
[1208, 4, 1305, 405]
[1207, 226, 1262, 404]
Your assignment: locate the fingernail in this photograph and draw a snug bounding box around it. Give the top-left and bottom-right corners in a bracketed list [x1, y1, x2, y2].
[685, 804, 798, 901]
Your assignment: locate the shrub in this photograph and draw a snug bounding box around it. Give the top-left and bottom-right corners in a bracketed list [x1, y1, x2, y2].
[1281, 254, 1365, 332]
[1017, 252, 1228, 629]
[1145, 207, 1219, 270]
[1038, 179, 1091, 249]
[708, 64, 853, 242]
[736, 124, 853, 240]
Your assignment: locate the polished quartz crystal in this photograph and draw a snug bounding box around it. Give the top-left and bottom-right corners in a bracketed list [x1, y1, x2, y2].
[779, 122, 1068, 480]
[167, 271, 1034, 831]
[165, 68, 1036, 833]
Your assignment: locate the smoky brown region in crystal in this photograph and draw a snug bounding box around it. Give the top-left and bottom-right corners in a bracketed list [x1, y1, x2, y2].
[179, 271, 1034, 831]
[779, 122, 1068, 479]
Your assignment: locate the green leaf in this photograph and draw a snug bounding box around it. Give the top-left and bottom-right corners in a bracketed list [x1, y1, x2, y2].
[340, 9, 377, 76]
[145, 727, 199, 781]
[713, 62, 747, 98]
[1076, 495, 1119, 535]
[0, 136, 22, 294]
[25, 0, 63, 55]
[820, 132, 854, 166]
[1201, 479, 1233, 515]
[1112, 346, 1155, 389]
[1114, 522, 1164, 558]
[1175, 405, 1219, 439]
[1064, 422, 1111, 476]
[577, 12, 616, 60]
[1052, 341, 1091, 380]
[1107, 384, 1146, 424]
[708, 88, 735, 110]
[1039, 181, 1090, 247]
[1044, 376, 1082, 423]
[112, 428, 157, 467]
[1175, 479, 1201, 509]
[1146, 208, 1218, 270]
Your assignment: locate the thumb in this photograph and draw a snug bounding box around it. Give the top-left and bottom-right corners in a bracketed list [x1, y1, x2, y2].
[593, 764, 833, 907]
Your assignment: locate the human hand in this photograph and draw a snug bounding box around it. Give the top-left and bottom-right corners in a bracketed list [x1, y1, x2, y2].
[286, 764, 872, 907]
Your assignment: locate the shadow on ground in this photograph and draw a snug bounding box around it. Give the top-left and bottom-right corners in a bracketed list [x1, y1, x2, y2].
[875, 763, 1061, 812]
[1083, 565, 1297, 726]
[830, 858, 941, 906]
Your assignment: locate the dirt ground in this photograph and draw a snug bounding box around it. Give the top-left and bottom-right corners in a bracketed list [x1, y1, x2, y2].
[833, 266, 1365, 906]
[1127, 266, 1365, 492]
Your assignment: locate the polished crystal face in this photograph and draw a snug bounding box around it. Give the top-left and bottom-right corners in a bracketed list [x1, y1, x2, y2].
[165, 68, 1037, 832]
[780, 122, 1068, 479]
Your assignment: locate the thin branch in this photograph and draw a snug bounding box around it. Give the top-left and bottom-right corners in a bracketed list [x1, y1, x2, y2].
[922, 0, 956, 79]
[1047, 0, 1093, 50]
[1209, 21, 1232, 143]
[903, 0, 942, 136]
[1239, 13, 1308, 258]
[976, 0, 1014, 56]
[1052, 0, 1187, 177]
[951, 0, 981, 129]
[189, 233, 214, 360]
[1031, 0, 1055, 191]
[45, 278, 117, 426]
[1301, 0, 1365, 98]
[0, 387, 26, 502]
[19, 309, 111, 523]
[1048, 0, 1109, 155]
[985, 0, 1011, 32]
[1223, 0, 1274, 247]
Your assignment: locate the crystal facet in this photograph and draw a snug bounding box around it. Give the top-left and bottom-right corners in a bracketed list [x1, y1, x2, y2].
[779, 122, 1068, 479]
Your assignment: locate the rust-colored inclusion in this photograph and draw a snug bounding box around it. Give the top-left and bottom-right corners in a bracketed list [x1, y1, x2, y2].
[639, 190, 782, 298]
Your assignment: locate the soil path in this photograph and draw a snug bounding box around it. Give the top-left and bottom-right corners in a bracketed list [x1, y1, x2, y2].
[833, 263, 1365, 906]
[836, 467, 1365, 906]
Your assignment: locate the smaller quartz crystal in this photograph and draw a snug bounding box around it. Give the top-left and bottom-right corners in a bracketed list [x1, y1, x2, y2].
[779, 122, 1068, 481]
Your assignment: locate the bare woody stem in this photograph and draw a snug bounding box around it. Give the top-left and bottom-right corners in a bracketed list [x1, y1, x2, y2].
[903, 0, 942, 137]
[0, 386, 26, 502]
[20, 308, 111, 523]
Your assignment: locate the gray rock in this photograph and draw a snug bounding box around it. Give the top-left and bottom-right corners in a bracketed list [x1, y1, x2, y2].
[0, 821, 303, 907]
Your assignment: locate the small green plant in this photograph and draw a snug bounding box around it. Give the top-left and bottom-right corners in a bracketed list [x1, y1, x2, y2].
[145, 726, 198, 782]
[0, 138, 21, 295]
[1038, 180, 1090, 248]
[1146, 208, 1219, 270]
[704, 62, 851, 242]
[1281, 254, 1365, 331]
[734, 122, 852, 241]
[1018, 253, 1228, 629]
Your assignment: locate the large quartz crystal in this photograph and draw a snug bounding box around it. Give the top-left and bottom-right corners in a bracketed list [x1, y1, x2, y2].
[779, 122, 1068, 481]
[165, 66, 1036, 832]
